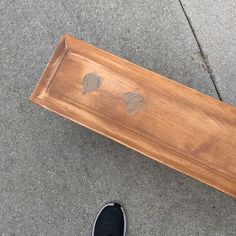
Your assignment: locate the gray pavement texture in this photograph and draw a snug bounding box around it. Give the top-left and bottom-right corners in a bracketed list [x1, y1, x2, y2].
[181, 0, 236, 105]
[0, 0, 235, 235]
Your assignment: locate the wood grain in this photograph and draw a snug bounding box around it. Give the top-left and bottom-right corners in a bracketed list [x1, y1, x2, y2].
[30, 35, 236, 198]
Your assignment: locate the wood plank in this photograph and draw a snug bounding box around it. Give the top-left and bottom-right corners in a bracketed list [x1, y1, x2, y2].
[30, 35, 236, 198]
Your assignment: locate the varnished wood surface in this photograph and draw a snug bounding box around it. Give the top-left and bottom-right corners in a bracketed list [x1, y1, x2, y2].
[30, 35, 236, 198]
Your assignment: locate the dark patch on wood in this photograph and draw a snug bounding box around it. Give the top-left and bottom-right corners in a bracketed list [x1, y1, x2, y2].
[82, 73, 102, 94]
[123, 92, 145, 115]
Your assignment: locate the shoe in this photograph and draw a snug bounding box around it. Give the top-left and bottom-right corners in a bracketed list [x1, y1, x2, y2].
[92, 203, 126, 236]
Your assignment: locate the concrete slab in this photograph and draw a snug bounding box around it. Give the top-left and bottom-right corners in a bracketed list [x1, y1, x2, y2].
[0, 0, 235, 235]
[180, 0, 236, 105]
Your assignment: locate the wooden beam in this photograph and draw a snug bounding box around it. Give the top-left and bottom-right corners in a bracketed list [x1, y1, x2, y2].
[30, 35, 236, 198]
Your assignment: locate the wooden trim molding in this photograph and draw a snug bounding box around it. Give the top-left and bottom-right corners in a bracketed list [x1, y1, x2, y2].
[30, 35, 236, 198]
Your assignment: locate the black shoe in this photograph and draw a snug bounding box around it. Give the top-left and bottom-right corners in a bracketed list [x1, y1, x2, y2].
[92, 203, 126, 236]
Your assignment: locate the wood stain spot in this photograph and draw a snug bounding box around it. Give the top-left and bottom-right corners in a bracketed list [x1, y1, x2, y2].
[82, 73, 102, 94]
[123, 92, 145, 115]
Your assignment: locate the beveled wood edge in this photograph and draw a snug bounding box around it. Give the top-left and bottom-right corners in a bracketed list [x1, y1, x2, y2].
[30, 34, 236, 199]
[30, 35, 68, 102]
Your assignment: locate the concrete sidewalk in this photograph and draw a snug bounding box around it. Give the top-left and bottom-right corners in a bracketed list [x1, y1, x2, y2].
[0, 0, 235, 235]
[181, 0, 236, 105]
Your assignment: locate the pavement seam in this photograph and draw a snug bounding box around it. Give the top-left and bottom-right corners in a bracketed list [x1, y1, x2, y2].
[178, 0, 223, 101]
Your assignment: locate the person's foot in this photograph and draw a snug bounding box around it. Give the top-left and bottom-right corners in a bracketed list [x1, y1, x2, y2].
[92, 203, 126, 236]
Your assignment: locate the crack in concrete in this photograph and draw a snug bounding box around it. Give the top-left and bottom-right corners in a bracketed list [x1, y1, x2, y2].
[178, 0, 223, 101]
